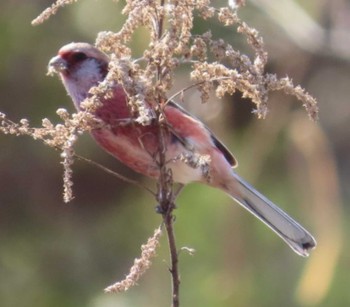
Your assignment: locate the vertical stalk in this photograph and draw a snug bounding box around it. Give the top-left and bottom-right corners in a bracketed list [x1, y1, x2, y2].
[155, 1, 180, 306]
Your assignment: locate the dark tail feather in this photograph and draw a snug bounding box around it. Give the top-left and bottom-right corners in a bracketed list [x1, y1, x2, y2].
[225, 172, 316, 257]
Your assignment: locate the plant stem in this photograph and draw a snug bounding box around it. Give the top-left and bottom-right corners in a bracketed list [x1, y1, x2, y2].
[156, 121, 180, 306]
[156, 1, 180, 305]
[163, 208, 180, 307]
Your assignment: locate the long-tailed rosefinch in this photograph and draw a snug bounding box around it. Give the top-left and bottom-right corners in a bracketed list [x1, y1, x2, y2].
[48, 42, 316, 256]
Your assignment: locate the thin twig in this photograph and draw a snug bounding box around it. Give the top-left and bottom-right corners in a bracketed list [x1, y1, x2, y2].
[0, 115, 154, 195]
[164, 77, 231, 106]
[156, 122, 180, 306]
[158, 0, 165, 40]
[73, 154, 155, 195]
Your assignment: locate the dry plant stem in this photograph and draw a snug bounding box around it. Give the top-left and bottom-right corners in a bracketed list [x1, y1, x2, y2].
[163, 207, 180, 307]
[155, 1, 180, 305]
[158, 0, 165, 40]
[156, 126, 180, 307]
[156, 97, 180, 307]
[74, 154, 155, 195]
[156, 114, 180, 307]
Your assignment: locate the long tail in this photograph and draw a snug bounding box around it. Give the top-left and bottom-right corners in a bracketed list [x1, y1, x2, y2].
[225, 172, 316, 257]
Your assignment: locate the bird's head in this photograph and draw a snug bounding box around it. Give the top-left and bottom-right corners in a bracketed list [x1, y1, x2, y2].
[48, 42, 109, 108]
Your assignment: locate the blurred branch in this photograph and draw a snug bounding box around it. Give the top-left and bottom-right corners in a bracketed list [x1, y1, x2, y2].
[252, 0, 350, 60]
[288, 112, 343, 305]
[239, 100, 290, 182]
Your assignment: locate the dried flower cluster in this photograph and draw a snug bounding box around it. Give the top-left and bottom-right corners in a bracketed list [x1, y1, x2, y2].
[8, 0, 318, 203]
[104, 226, 162, 293]
[0, 108, 101, 202]
[31, 0, 77, 26]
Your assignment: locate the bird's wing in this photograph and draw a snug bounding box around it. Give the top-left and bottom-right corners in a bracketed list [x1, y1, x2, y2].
[165, 100, 237, 168]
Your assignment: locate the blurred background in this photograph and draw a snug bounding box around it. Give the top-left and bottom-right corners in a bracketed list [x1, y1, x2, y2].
[0, 0, 349, 306]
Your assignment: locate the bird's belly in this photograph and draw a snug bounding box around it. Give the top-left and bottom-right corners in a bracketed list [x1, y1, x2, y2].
[91, 129, 159, 177]
[91, 128, 203, 184]
[168, 158, 203, 184]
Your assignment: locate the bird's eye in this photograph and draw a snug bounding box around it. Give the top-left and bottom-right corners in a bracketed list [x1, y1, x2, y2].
[72, 52, 87, 62]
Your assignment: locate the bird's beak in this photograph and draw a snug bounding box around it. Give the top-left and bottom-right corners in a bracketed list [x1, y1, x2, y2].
[47, 56, 67, 76]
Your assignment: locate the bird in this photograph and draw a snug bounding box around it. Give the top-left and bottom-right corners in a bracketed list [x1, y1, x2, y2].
[48, 42, 316, 257]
